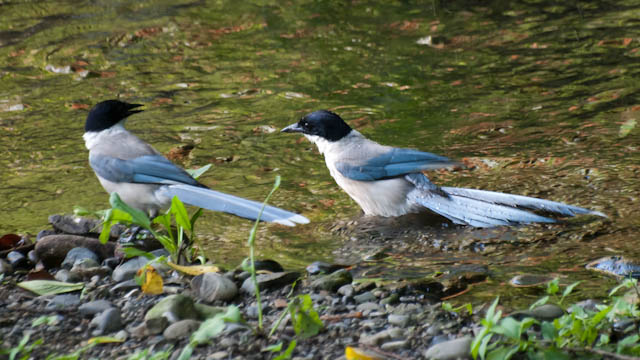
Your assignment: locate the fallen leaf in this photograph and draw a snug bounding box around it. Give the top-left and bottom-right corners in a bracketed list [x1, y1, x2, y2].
[137, 265, 163, 295]
[0, 233, 21, 250]
[167, 262, 221, 275]
[17, 280, 84, 296]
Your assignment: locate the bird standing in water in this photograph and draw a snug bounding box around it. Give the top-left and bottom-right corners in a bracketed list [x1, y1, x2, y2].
[282, 110, 605, 227]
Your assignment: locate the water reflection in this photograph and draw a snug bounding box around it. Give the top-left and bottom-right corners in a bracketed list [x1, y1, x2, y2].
[0, 0, 638, 302]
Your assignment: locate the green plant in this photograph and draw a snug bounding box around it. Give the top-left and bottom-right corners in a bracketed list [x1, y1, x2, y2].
[126, 346, 173, 360]
[99, 193, 201, 264]
[0, 332, 43, 360]
[241, 175, 282, 331]
[470, 278, 640, 360]
[177, 306, 243, 360]
[529, 278, 582, 310]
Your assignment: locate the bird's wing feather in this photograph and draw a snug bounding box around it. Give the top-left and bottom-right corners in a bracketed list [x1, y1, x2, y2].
[89, 154, 200, 186]
[336, 148, 455, 181]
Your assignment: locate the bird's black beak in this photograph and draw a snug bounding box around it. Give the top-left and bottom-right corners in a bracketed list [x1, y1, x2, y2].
[281, 122, 303, 133]
[126, 103, 144, 116]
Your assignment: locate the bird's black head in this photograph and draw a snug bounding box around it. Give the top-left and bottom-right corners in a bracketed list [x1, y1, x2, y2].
[84, 100, 143, 132]
[281, 110, 352, 141]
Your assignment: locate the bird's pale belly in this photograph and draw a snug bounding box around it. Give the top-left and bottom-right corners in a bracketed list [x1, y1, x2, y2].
[97, 176, 168, 216]
[331, 172, 415, 217]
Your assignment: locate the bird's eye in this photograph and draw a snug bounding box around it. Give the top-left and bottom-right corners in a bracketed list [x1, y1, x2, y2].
[301, 121, 310, 129]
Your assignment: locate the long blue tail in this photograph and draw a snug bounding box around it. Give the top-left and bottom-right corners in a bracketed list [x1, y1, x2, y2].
[405, 174, 605, 227]
[158, 184, 309, 227]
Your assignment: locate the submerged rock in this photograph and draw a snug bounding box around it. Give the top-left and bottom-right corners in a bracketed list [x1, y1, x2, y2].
[240, 271, 301, 294]
[310, 269, 353, 292]
[586, 256, 640, 278]
[509, 274, 555, 287]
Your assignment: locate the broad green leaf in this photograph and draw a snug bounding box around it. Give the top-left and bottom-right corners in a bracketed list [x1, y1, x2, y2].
[176, 344, 193, 360]
[17, 280, 84, 296]
[109, 192, 150, 228]
[541, 321, 557, 340]
[494, 317, 521, 340]
[546, 278, 560, 295]
[222, 305, 243, 323]
[186, 164, 212, 179]
[265, 343, 283, 352]
[619, 118, 636, 138]
[121, 247, 156, 260]
[171, 196, 191, 231]
[191, 316, 225, 344]
[542, 348, 570, 360]
[273, 340, 296, 360]
[190, 208, 203, 229]
[530, 295, 550, 310]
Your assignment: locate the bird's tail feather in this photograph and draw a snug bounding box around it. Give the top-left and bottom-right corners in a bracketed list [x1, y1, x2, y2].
[159, 184, 309, 227]
[405, 174, 605, 227]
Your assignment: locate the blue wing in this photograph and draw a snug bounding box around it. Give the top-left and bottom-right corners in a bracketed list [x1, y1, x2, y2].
[89, 154, 200, 186]
[335, 148, 455, 181]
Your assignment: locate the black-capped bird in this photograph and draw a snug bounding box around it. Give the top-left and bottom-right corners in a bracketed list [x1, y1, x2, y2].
[282, 110, 604, 227]
[83, 100, 308, 226]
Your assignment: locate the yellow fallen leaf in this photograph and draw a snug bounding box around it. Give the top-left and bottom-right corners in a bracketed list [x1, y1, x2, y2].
[88, 336, 124, 344]
[345, 346, 383, 360]
[137, 265, 163, 295]
[167, 262, 221, 275]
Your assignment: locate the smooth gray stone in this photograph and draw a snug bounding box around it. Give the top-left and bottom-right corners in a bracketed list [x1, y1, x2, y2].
[353, 291, 376, 304]
[46, 294, 81, 310]
[144, 294, 200, 323]
[191, 272, 238, 302]
[91, 308, 123, 334]
[423, 336, 472, 360]
[310, 269, 352, 292]
[240, 271, 301, 294]
[337, 284, 355, 298]
[388, 314, 411, 327]
[112, 257, 148, 282]
[163, 319, 201, 340]
[61, 247, 100, 270]
[79, 300, 113, 316]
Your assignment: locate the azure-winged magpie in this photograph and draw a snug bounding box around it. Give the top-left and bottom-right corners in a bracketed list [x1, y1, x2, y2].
[282, 110, 605, 227]
[83, 100, 309, 226]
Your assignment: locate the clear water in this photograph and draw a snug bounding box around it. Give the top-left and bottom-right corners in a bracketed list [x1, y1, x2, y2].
[1, 0, 639, 305]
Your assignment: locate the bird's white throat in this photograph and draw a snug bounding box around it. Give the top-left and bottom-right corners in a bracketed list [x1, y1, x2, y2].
[83, 122, 127, 150]
[304, 130, 360, 155]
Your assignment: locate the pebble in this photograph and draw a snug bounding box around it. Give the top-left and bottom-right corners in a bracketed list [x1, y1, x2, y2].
[35, 234, 116, 268]
[7, 251, 29, 269]
[91, 308, 123, 335]
[380, 339, 407, 350]
[510, 303, 564, 321]
[207, 351, 229, 360]
[145, 316, 170, 335]
[144, 294, 200, 323]
[0, 259, 13, 275]
[423, 336, 472, 360]
[112, 257, 149, 282]
[356, 302, 381, 314]
[61, 247, 100, 270]
[252, 259, 284, 272]
[46, 294, 81, 310]
[240, 271, 301, 294]
[79, 300, 114, 316]
[191, 272, 238, 302]
[310, 269, 353, 292]
[353, 291, 377, 304]
[388, 314, 411, 327]
[360, 327, 403, 346]
[163, 319, 201, 340]
[111, 279, 139, 292]
[337, 284, 355, 297]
